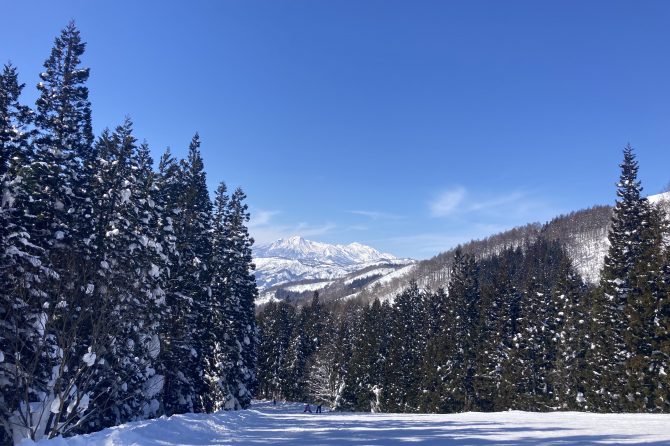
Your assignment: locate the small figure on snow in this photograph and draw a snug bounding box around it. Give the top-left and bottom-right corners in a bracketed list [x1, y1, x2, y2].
[316, 404, 322, 413]
[303, 403, 312, 413]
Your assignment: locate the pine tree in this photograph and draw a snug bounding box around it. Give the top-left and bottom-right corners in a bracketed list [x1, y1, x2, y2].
[82, 121, 164, 429]
[282, 314, 310, 401]
[551, 256, 589, 410]
[206, 182, 236, 410]
[0, 63, 47, 445]
[474, 249, 523, 411]
[589, 145, 650, 412]
[383, 281, 426, 412]
[624, 202, 667, 411]
[653, 215, 670, 411]
[494, 253, 524, 410]
[417, 288, 452, 412]
[256, 300, 297, 401]
[344, 299, 389, 411]
[510, 240, 564, 410]
[155, 148, 189, 415]
[131, 141, 167, 419]
[331, 309, 357, 410]
[159, 135, 213, 414]
[17, 22, 98, 441]
[442, 249, 481, 412]
[31, 21, 94, 259]
[223, 187, 258, 408]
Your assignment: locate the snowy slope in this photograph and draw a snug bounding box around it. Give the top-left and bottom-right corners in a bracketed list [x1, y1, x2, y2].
[254, 236, 404, 290]
[336, 192, 670, 305]
[570, 191, 669, 282]
[22, 401, 670, 446]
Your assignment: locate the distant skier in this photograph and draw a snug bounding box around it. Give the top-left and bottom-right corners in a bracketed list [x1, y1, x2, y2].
[273, 398, 276, 405]
[303, 403, 312, 413]
[316, 404, 322, 414]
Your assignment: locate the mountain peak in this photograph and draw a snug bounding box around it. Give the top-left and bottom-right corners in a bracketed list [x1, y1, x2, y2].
[257, 237, 396, 263]
[254, 237, 402, 290]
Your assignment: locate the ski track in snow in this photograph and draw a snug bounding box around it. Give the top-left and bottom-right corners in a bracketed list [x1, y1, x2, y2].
[21, 401, 670, 445]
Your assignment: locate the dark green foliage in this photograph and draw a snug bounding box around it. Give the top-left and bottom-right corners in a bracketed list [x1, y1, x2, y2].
[0, 23, 259, 444]
[256, 301, 296, 400]
[256, 148, 669, 414]
[344, 299, 389, 411]
[383, 281, 426, 412]
[588, 145, 666, 412]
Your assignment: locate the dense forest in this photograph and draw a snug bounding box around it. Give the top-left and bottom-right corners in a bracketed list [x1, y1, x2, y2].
[257, 146, 670, 415]
[3, 17, 670, 446]
[0, 24, 258, 444]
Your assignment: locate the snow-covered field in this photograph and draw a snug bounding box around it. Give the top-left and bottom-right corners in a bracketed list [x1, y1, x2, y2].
[20, 401, 670, 445]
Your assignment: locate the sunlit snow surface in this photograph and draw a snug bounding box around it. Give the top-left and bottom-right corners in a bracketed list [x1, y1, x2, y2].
[20, 401, 670, 445]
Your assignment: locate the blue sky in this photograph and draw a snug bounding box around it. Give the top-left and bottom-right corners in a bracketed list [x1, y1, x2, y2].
[2, 1, 670, 259]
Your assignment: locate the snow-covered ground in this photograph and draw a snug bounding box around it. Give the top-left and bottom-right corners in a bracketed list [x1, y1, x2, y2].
[21, 401, 670, 445]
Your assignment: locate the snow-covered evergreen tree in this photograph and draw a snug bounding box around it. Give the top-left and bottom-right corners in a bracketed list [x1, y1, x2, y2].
[1, 23, 263, 443]
[589, 145, 651, 412]
[158, 137, 213, 414]
[256, 301, 296, 400]
[82, 121, 165, 430]
[222, 188, 258, 407]
[442, 249, 481, 412]
[0, 63, 48, 446]
[551, 255, 590, 410]
[474, 248, 523, 411]
[383, 281, 426, 412]
[205, 183, 235, 410]
[653, 216, 670, 411]
[623, 201, 667, 411]
[11, 22, 99, 442]
[344, 299, 389, 412]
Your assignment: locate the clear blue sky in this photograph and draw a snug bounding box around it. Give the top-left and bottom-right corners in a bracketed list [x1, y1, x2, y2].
[2, 1, 670, 259]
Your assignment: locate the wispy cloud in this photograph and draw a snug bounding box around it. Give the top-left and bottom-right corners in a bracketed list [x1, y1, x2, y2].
[467, 191, 526, 213]
[349, 210, 405, 221]
[382, 233, 472, 255]
[248, 209, 280, 227]
[429, 187, 467, 217]
[380, 222, 512, 257]
[429, 187, 554, 221]
[248, 208, 335, 246]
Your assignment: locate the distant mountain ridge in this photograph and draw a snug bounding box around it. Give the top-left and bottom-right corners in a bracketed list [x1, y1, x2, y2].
[253, 236, 407, 290]
[255, 191, 670, 306]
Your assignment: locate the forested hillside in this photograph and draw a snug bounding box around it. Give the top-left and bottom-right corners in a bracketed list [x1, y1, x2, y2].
[255, 203, 622, 306]
[0, 24, 258, 445]
[256, 146, 670, 414]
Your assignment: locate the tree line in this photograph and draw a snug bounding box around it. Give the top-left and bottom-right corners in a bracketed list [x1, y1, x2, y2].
[0, 23, 258, 444]
[256, 145, 670, 414]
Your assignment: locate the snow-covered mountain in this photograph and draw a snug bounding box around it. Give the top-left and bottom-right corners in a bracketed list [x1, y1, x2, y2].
[253, 236, 406, 290]
[257, 192, 670, 306]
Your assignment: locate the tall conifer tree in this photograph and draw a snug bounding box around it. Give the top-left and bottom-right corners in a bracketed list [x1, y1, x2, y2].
[590, 145, 650, 411]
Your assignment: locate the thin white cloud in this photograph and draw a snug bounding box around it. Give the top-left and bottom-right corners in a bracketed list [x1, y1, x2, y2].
[384, 233, 471, 255]
[467, 191, 526, 213]
[349, 210, 404, 221]
[429, 188, 554, 221]
[248, 209, 280, 228]
[379, 222, 519, 258]
[429, 187, 467, 217]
